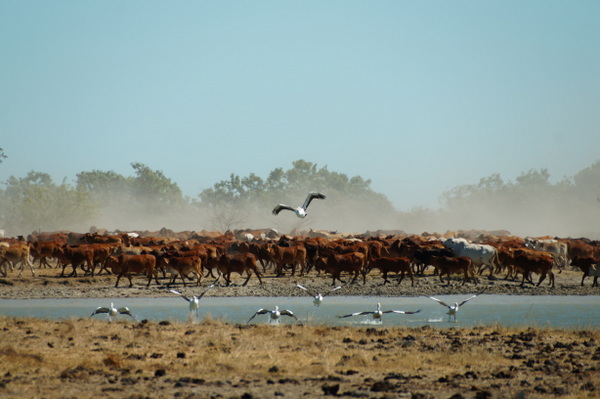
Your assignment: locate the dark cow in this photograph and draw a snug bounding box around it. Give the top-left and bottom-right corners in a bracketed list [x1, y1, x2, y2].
[510, 249, 555, 288]
[429, 256, 478, 286]
[570, 256, 600, 287]
[316, 252, 366, 286]
[367, 257, 414, 286]
[218, 253, 263, 286]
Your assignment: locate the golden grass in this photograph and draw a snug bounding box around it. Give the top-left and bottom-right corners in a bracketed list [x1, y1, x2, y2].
[0, 316, 598, 398]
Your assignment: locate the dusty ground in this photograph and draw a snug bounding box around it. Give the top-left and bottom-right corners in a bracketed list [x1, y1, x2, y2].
[0, 264, 597, 300]
[0, 266, 599, 398]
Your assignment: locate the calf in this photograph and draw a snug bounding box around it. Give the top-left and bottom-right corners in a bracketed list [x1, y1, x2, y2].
[367, 257, 414, 286]
[430, 255, 478, 286]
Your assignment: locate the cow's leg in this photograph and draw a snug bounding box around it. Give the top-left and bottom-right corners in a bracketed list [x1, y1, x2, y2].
[242, 270, 252, 286]
[536, 272, 547, 287]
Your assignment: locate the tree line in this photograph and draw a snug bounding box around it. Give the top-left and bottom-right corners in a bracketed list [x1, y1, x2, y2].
[0, 155, 599, 238]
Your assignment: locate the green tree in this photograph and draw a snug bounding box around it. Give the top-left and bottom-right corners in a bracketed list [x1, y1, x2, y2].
[198, 160, 396, 232]
[0, 148, 6, 163]
[0, 172, 96, 235]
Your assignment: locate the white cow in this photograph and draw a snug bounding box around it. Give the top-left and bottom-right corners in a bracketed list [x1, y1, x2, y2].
[524, 238, 569, 269]
[443, 238, 499, 276]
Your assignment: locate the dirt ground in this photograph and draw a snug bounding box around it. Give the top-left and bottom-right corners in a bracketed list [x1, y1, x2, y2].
[0, 263, 597, 300]
[0, 265, 599, 398]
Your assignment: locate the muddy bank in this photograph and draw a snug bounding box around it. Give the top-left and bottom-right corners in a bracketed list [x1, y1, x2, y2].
[0, 267, 597, 300]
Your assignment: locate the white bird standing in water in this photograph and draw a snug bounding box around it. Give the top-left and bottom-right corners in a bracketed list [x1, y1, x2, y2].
[247, 305, 299, 324]
[426, 290, 485, 322]
[337, 303, 421, 323]
[91, 302, 135, 321]
[296, 283, 342, 307]
[170, 279, 218, 319]
[272, 192, 326, 218]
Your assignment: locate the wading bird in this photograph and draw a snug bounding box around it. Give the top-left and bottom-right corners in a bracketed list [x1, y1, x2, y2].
[272, 192, 326, 218]
[170, 278, 219, 319]
[296, 283, 342, 307]
[247, 305, 299, 324]
[337, 302, 421, 323]
[90, 302, 135, 321]
[426, 290, 485, 322]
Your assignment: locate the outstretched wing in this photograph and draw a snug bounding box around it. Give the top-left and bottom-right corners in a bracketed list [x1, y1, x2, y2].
[247, 308, 270, 323]
[458, 289, 486, 307]
[91, 307, 109, 317]
[280, 310, 298, 320]
[272, 204, 295, 215]
[117, 307, 135, 318]
[296, 283, 315, 297]
[170, 289, 191, 302]
[427, 296, 450, 308]
[302, 192, 326, 210]
[324, 285, 342, 296]
[338, 311, 374, 319]
[197, 279, 219, 299]
[385, 309, 422, 315]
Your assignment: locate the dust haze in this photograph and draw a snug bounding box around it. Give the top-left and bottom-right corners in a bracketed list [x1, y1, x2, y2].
[8, 162, 600, 240]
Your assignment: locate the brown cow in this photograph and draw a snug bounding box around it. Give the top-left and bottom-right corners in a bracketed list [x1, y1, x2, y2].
[55, 245, 94, 277]
[269, 244, 307, 277]
[429, 256, 478, 286]
[158, 255, 203, 287]
[510, 249, 555, 288]
[113, 254, 159, 288]
[316, 252, 366, 286]
[217, 253, 263, 286]
[29, 240, 60, 269]
[0, 242, 35, 277]
[367, 257, 414, 286]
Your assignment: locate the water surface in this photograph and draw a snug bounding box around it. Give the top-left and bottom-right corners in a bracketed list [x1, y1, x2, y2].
[0, 295, 598, 329]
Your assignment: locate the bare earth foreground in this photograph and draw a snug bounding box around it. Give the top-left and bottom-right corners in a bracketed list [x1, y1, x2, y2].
[0, 268, 599, 398]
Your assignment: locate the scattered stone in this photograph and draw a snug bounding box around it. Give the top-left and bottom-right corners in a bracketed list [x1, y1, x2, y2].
[322, 383, 340, 395]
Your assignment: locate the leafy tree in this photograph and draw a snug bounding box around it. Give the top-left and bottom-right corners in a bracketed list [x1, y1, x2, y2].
[0, 172, 96, 235]
[198, 159, 396, 232]
[0, 148, 6, 163]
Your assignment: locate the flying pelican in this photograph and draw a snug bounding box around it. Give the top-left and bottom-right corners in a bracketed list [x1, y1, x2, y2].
[426, 290, 485, 322]
[296, 283, 342, 307]
[170, 278, 219, 318]
[247, 305, 299, 324]
[272, 192, 326, 218]
[90, 302, 135, 321]
[337, 303, 421, 323]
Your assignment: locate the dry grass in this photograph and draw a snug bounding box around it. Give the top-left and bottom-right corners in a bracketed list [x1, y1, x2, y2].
[0, 316, 598, 398]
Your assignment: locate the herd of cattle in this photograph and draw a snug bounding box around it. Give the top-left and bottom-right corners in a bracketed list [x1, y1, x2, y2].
[1, 228, 600, 289]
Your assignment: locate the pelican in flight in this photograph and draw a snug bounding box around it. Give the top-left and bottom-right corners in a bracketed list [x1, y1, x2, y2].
[91, 302, 135, 321]
[338, 303, 421, 323]
[272, 192, 326, 218]
[170, 278, 219, 318]
[296, 283, 342, 307]
[426, 290, 485, 322]
[247, 305, 299, 324]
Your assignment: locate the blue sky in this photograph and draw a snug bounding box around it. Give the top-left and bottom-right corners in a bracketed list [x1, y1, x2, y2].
[1, 1, 599, 210]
